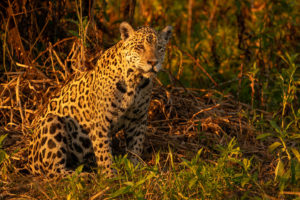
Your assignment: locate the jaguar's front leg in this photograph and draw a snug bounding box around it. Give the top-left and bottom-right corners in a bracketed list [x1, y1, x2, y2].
[90, 122, 114, 177]
[124, 115, 147, 165]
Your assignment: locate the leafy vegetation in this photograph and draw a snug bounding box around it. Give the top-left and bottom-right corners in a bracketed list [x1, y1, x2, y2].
[0, 0, 299, 199]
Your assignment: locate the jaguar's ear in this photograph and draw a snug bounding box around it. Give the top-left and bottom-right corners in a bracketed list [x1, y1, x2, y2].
[120, 22, 135, 41]
[160, 25, 173, 42]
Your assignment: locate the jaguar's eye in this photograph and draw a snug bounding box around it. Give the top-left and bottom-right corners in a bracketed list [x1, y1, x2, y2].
[135, 45, 145, 51]
[146, 35, 153, 44]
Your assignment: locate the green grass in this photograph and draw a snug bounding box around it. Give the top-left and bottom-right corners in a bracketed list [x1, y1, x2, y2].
[0, 140, 264, 199]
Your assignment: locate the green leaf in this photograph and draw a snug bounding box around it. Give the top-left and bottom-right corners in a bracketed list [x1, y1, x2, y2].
[180, 158, 191, 168]
[188, 176, 198, 189]
[66, 18, 79, 25]
[109, 186, 131, 198]
[168, 145, 175, 170]
[256, 133, 272, 140]
[289, 134, 300, 139]
[0, 150, 9, 164]
[269, 120, 281, 134]
[67, 194, 72, 200]
[195, 148, 203, 162]
[82, 16, 88, 27]
[155, 152, 160, 165]
[241, 177, 250, 187]
[0, 134, 7, 148]
[75, 164, 84, 174]
[242, 158, 251, 171]
[291, 159, 296, 184]
[268, 142, 282, 153]
[275, 159, 285, 181]
[291, 148, 300, 163]
[136, 172, 155, 186]
[124, 181, 134, 187]
[68, 30, 80, 37]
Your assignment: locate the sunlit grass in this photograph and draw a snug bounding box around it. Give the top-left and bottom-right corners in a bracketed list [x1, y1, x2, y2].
[2, 139, 262, 200]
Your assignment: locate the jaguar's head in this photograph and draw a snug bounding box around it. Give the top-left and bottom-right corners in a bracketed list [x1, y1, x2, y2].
[120, 22, 172, 77]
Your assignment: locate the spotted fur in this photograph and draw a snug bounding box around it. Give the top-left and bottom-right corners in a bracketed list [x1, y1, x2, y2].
[28, 22, 172, 178]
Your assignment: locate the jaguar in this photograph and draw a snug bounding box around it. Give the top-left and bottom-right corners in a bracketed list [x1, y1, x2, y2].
[28, 22, 172, 178]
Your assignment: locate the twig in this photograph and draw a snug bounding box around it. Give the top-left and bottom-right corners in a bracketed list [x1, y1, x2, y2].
[282, 191, 300, 196]
[190, 104, 220, 121]
[89, 187, 110, 200]
[0, 106, 35, 114]
[207, 0, 219, 29]
[29, 14, 50, 57]
[51, 48, 68, 80]
[32, 37, 77, 64]
[178, 47, 218, 87]
[16, 75, 26, 132]
[187, 0, 193, 48]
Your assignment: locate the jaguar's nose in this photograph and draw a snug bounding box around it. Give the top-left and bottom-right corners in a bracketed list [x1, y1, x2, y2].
[147, 60, 158, 67]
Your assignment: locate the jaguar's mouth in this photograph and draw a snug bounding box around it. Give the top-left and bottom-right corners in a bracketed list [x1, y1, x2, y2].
[147, 68, 157, 73]
[138, 68, 157, 75]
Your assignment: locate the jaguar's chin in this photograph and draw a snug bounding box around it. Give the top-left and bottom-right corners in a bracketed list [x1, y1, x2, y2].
[138, 68, 157, 76]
